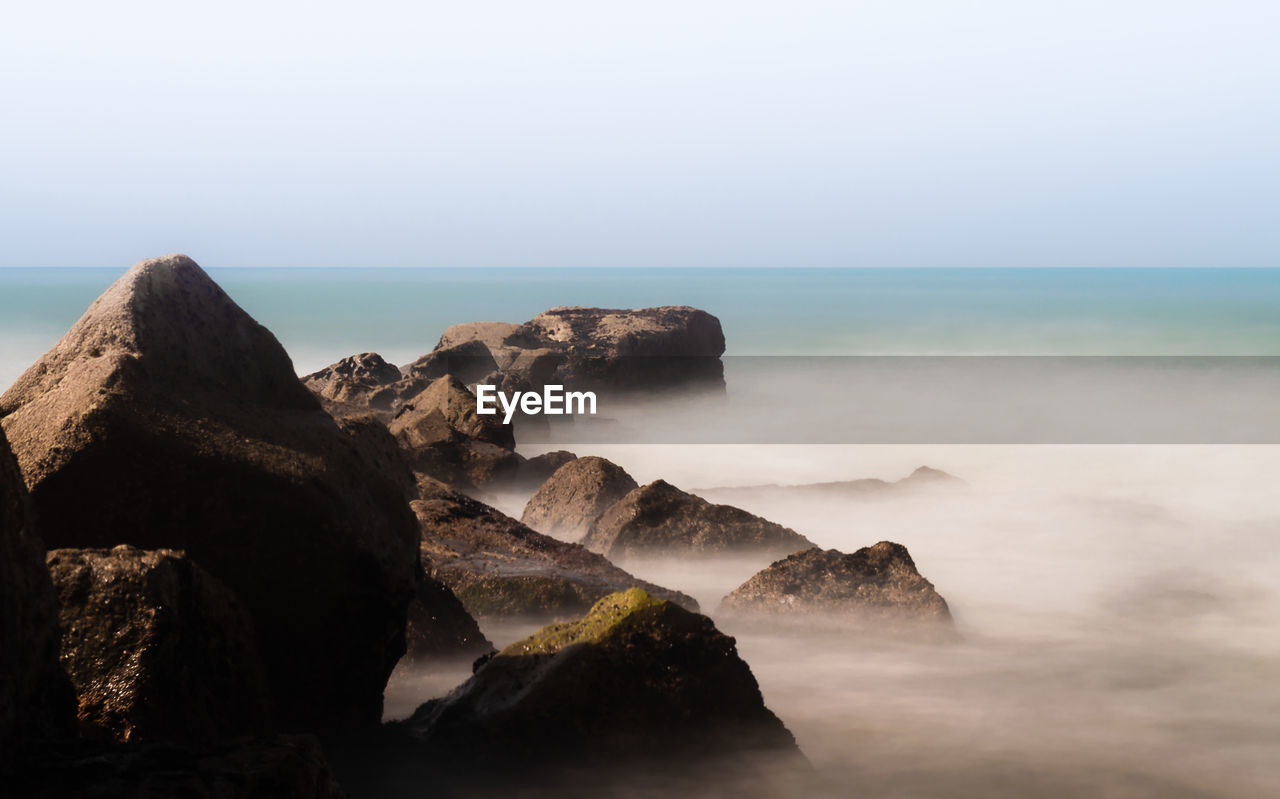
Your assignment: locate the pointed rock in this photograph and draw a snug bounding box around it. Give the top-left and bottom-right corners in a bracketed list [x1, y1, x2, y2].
[302, 352, 404, 415]
[584, 479, 814, 560]
[0, 255, 418, 731]
[521, 455, 638, 541]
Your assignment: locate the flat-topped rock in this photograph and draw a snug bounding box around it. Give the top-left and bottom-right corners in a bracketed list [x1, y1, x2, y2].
[720, 542, 953, 627]
[0, 427, 73, 760]
[584, 480, 815, 560]
[414, 477, 696, 620]
[47, 546, 271, 743]
[0, 254, 419, 731]
[402, 589, 798, 766]
[521, 456, 638, 541]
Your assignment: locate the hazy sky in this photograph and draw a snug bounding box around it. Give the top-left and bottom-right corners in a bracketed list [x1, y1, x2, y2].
[2, 1, 1278, 268]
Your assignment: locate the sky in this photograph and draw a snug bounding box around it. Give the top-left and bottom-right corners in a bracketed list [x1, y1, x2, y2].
[2, 1, 1278, 268]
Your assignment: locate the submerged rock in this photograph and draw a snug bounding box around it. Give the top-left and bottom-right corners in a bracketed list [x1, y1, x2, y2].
[402, 588, 798, 765]
[584, 480, 814, 560]
[47, 546, 272, 743]
[414, 477, 696, 620]
[0, 254, 419, 731]
[0, 428, 74, 760]
[720, 542, 953, 626]
[521, 455, 638, 541]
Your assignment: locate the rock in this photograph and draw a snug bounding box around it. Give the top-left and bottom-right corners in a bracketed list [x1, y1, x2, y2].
[414, 476, 697, 620]
[403, 339, 498, 387]
[696, 465, 967, 505]
[301, 352, 403, 415]
[584, 480, 814, 560]
[10, 734, 345, 799]
[401, 588, 799, 766]
[720, 542, 953, 627]
[516, 449, 578, 489]
[521, 456, 638, 541]
[504, 306, 726, 393]
[402, 570, 494, 665]
[0, 427, 74, 760]
[435, 321, 522, 367]
[389, 375, 522, 492]
[0, 254, 419, 731]
[46, 546, 272, 743]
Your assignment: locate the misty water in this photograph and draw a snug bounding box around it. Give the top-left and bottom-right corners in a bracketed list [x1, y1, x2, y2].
[389, 443, 1280, 798]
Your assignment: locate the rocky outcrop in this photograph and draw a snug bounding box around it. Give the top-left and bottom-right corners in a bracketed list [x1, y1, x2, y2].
[402, 339, 498, 387]
[47, 546, 271, 743]
[414, 477, 696, 620]
[389, 375, 522, 491]
[0, 428, 73, 760]
[301, 352, 404, 415]
[0, 254, 419, 731]
[521, 456, 638, 541]
[720, 542, 953, 626]
[517, 449, 577, 489]
[402, 570, 494, 665]
[10, 734, 345, 799]
[584, 480, 814, 560]
[402, 588, 798, 766]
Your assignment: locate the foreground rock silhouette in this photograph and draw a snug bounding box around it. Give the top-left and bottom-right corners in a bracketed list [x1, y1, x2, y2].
[0, 254, 419, 731]
[47, 546, 272, 743]
[584, 479, 815, 560]
[402, 589, 799, 765]
[721, 542, 954, 628]
[0, 427, 73, 762]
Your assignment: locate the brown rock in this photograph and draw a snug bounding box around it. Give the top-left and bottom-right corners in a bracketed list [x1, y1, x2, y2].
[720, 542, 953, 626]
[517, 450, 578, 489]
[521, 456, 638, 541]
[301, 352, 403, 414]
[0, 254, 418, 731]
[47, 546, 272, 743]
[0, 427, 74, 759]
[403, 340, 498, 387]
[584, 480, 814, 559]
[435, 321, 522, 367]
[414, 477, 696, 620]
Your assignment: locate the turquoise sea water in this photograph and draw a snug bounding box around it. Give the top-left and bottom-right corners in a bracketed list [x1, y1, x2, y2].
[3, 267, 1280, 388]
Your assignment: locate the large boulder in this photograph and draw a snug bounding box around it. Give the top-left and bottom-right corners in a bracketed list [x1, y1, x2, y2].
[0, 428, 73, 760]
[402, 588, 799, 766]
[414, 477, 696, 620]
[301, 352, 404, 416]
[402, 339, 498, 387]
[435, 321, 522, 367]
[506, 306, 726, 392]
[584, 480, 814, 560]
[521, 456, 638, 541]
[0, 254, 419, 731]
[47, 546, 272, 743]
[720, 542, 954, 627]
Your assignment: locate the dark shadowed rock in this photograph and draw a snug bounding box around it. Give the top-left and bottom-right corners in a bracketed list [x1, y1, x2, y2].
[402, 569, 494, 665]
[302, 352, 404, 414]
[503, 305, 726, 392]
[0, 428, 74, 760]
[46, 546, 272, 743]
[584, 480, 814, 560]
[521, 456, 638, 541]
[11, 734, 345, 799]
[414, 477, 696, 620]
[0, 254, 419, 731]
[402, 588, 799, 767]
[720, 542, 953, 628]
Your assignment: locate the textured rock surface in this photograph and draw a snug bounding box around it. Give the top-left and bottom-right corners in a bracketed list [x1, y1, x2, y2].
[301, 352, 404, 415]
[521, 456, 638, 541]
[0, 427, 73, 759]
[402, 570, 494, 665]
[47, 546, 272, 743]
[585, 480, 814, 559]
[720, 542, 953, 625]
[517, 449, 578, 489]
[403, 589, 798, 765]
[403, 339, 499, 387]
[0, 254, 419, 731]
[10, 734, 345, 799]
[414, 477, 696, 620]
